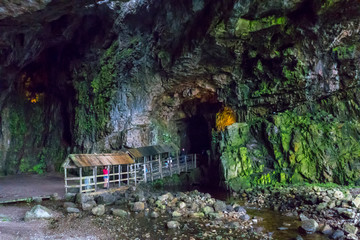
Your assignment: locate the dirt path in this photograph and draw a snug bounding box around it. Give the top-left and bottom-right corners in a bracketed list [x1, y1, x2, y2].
[0, 173, 65, 202]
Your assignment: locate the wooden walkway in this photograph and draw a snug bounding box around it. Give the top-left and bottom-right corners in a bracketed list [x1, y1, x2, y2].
[65, 154, 198, 193]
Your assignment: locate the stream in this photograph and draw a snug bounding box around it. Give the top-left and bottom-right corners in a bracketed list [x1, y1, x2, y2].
[159, 185, 329, 240]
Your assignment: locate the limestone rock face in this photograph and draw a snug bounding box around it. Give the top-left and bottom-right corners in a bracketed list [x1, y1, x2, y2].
[1, 0, 360, 189]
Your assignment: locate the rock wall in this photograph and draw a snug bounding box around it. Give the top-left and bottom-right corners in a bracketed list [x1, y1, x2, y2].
[1, 0, 360, 187]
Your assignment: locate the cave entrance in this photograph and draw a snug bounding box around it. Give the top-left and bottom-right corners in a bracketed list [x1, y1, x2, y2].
[179, 101, 221, 154]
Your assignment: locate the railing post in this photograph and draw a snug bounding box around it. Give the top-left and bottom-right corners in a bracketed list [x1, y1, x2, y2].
[194, 154, 197, 168]
[150, 157, 154, 181]
[93, 167, 97, 192]
[134, 164, 137, 185]
[169, 157, 172, 176]
[79, 167, 82, 193]
[64, 168, 68, 194]
[159, 154, 163, 179]
[143, 157, 147, 183]
[185, 155, 188, 172]
[107, 165, 110, 189]
[118, 165, 121, 187]
[177, 152, 180, 174]
[127, 165, 130, 185]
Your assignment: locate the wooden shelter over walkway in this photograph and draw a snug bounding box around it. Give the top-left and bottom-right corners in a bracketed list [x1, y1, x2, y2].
[62, 145, 197, 193]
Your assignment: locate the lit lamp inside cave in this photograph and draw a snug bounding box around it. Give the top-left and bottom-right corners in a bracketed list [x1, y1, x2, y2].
[216, 106, 236, 131]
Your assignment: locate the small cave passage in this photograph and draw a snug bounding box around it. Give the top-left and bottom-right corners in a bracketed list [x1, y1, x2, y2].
[187, 115, 211, 154]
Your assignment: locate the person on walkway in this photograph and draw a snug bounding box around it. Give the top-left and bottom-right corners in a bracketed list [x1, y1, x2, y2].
[103, 166, 110, 188]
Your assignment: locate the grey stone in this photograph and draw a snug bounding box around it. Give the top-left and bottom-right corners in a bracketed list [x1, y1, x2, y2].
[240, 214, 250, 221]
[214, 200, 227, 212]
[132, 202, 145, 212]
[346, 233, 359, 240]
[158, 193, 173, 202]
[64, 193, 76, 202]
[322, 196, 331, 202]
[167, 220, 180, 229]
[24, 205, 53, 221]
[300, 219, 318, 234]
[316, 202, 327, 211]
[76, 193, 94, 204]
[334, 190, 344, 199]
[331, 229, 344, 239]
[151, 211, 159, 218]
[321, 224, 333, 235]
[299, 213, 309, 221]
[51, 193, 61, 201]
[202, 206, 214, 215]
[178, 202, 186, 209]
[208, 212, 224, 219]
[63, 202, 77, 208]
[190, 212, 204, 218]
[353, 194, 360, 208]
[295, 235, 303, 240]
[91, 205, 105, 216]
[112, 209, 128, 217]
[172, 211, 182, 218]
[96, 193, 116, 205]
[229, 221, 241, 228]
[343, 223, 358, 235]
[82, 200, 97, 211]
[234, 206, 246, 214]
[66, 207, 80, 213]
[328, 201, 336, 209]
[336, 208, 356, 219]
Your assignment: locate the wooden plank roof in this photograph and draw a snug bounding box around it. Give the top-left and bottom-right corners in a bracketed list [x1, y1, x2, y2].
[63, 152, 134, 168]
[127, 144, 179, 158]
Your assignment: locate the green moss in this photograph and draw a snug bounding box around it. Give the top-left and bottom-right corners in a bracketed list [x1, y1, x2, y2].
[219, 92, 360, 190]
[332, 45, 356, 60]
[235, 16, 286, 37]
[73, 41, 127, 139]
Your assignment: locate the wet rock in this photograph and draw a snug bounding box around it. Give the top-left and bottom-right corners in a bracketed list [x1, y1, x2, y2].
[240, 214, 250, 221]
[336, 208, 356, 219]
[191, 202, 199, 212]
[64, 193, 76, 202]
[132, 202, 145, 212]
[51, 193, 61, 201]
[167, 220, 180, 229]
[190, 212, 205, 218]
[295, 235, 303, 240]
[300, 219, 318, 234]
[96, 193, 116, 205]
[346, 233, 358, 240]
[172, 211, 182, 218]
[316, 202, 327, 211]
[178, 202, 186, 209]
[214, 200, 227, 212]
[226, 205, 234, 212]
[92, 205, 105, 216]
[320, 224, 334, 235]
[208, 212, 224, 220]
[322, 196, 331, 202]
[112, 209, 129, 217]
[299, 213, 309, 221]
[202, 206, 214, 215]
[234, 206, 246, 214]
[82, 200, 97, 211]
[343, 223, 358, 235]
[25, 205, 53, 221]
[63, 202, 77, 208]
[66, 207, 80, 213]
[328, 201, 336, 209]
[229, 221, 241, 228]
[331, 229, 344, 239]
[334, 191, 344, 200]
[278, 227, 288, 230]
[76, 193, 94, 204]
[353, 195, 360, 208]
[151, 211, 159, 218]
[158, 193, 172, 202]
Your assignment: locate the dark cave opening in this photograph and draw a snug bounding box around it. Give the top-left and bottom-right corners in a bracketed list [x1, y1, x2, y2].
[178, 100, 222, 186]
